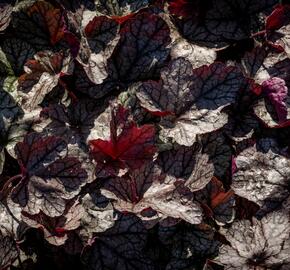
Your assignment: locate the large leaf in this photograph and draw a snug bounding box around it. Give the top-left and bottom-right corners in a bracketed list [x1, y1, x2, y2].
[216, 211, 290, 269]
[1, 38, 36, 76]
[102, 163, 203, 226]
[108, 11, 171, 83]
[157, 143, 214, 192]
[11, 133, 87, 217]
[81, 214, 154, 270]
[137, 58, 246, 146]
[22, 201, 84, 246]
[18, 50, 73, 111]
[174, 0, 278, 48]
[39, 98, 109, 150]
[12, 1, 66, 49]
[78, 16, 120, 84]
[89, 105, 157, 177]
[232, 138, 290, 211]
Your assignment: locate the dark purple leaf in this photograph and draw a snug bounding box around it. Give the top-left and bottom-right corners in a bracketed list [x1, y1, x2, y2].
[11, 133, 87, 217]
[81, 214, 154, 270]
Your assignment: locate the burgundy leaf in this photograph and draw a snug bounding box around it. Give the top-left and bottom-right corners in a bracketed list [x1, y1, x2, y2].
[89, 105, 157, 176]
[261, 77, 289, 123]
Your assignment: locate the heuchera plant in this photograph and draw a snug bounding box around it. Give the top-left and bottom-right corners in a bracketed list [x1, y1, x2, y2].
[0, 0, 289, 269]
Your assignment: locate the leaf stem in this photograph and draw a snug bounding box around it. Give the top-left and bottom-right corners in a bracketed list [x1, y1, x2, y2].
[0, 174, 23, 197]
[251, 30, 266, 38]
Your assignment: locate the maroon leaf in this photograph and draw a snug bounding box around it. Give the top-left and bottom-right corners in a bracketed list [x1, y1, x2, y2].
[89, 105, 157, 176]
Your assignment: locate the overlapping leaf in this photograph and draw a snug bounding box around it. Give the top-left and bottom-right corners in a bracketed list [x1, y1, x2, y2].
[173, 0, 279, 48]
[216, 211, 290, 269]
[266, 4, 290, 57]
[0, 3, 12, 32]
[81, 214, 154, 270]
[89, 105, 157, 176]
[101, 163, 203, 226]
[18, 50, 73, 111]
[38, 98, 109, 149]
[194, 177, 235, 225]
[77, 16, 120, 84]
[22, 201, 84, 246]
[232, 138, 290, 211]
[13, 1, 66, 49]
[254, 77, 290, 127]
[11, 133, 87, 217]
[137, 58, 246, 145]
